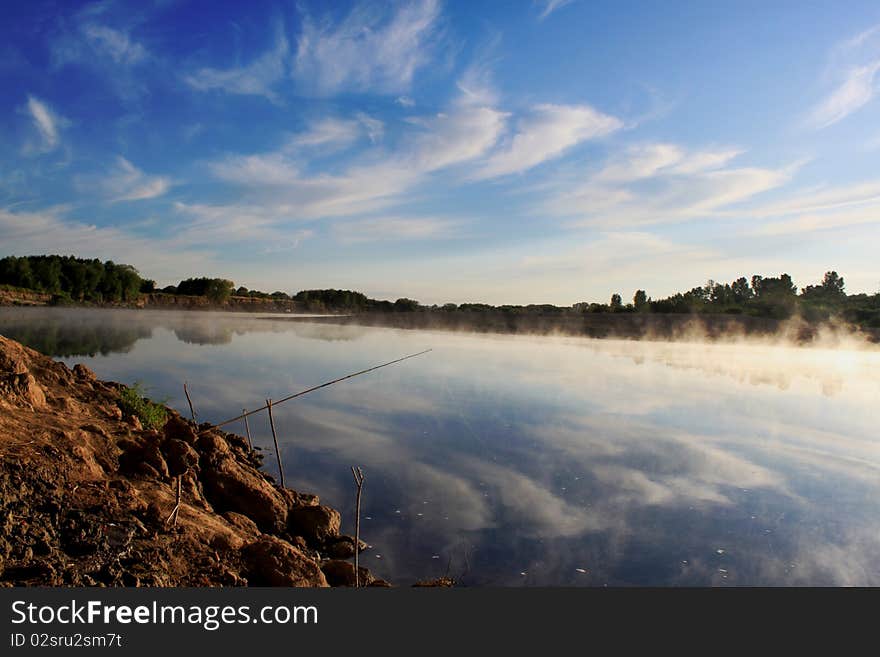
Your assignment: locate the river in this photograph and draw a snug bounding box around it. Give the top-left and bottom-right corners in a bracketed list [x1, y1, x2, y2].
[2, 306, 878, 586]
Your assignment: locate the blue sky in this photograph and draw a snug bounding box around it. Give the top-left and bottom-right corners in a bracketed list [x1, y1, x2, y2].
[2, 0, 879, 304]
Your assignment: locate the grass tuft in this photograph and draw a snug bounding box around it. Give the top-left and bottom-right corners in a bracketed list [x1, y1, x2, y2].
[118, 382, 169, 430]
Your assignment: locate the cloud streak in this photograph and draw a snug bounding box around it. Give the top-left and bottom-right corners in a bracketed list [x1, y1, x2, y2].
[294, 0, 442, 95]
[22, 95, 68, 154]
[185, 26, 289, 102]
[806, 22, 880, 128]
[475, 103, 622, 179]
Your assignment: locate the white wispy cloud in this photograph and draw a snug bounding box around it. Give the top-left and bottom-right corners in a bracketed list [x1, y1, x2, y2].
[0, 206, 213, 280]
[207, 75, 506, 224]
[185, 26, 289, 101]
[81, 24, 148, 65]
[744, 178, 880, 219]
[104, 157, 171, 201]
[22, 95, 69, 154]
[544, 143, 795, 227]
[52, 18, 149, 69]
[408, 102, 507, 172]
[807, 60, 880, 129]
[806, 23, 880, 128]
[596, 143, 743, 183]
[291, 117, 362, 148]
[752, 204, 880, 237]
[294, 0, 442, 95]
[476, 103, 622, 179]
[536, 0, 576, 21]
[742, 177, 880, 236]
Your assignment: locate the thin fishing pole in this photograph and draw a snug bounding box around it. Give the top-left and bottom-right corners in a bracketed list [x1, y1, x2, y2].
[198, 348, 432, 434]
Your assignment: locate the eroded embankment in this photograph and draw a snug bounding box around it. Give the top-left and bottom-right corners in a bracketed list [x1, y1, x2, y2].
[0, 334, 384, 587]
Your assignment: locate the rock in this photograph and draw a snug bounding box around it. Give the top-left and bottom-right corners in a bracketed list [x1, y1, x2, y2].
[222, 512, 259, 536]
[126, 415, 143, 431]
[324, 535, 368, 559]
[200, 448, 289, 533]
[72, 364, 97, 381]
[162, 439, 199, 476]
[99, 404, 123, 420]
[0, 339, 29, 375]
[164, 415, 198, 445]
[118, 441, 169, 481]
[298, 492, 320, 507]
[196, 432, 229, 454]
[241, 536, 328, 587]
[9, 373, 47, 409]
[288, 505, 341, 545]
[320, 559, 374, 587]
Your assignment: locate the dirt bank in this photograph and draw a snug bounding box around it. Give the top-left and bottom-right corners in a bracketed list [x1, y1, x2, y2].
[0, 334, 383, 587]
[0, 288, 299, 314]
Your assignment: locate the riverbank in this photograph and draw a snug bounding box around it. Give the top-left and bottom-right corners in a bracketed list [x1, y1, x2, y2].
[0, 333, 383, 587]
[0, 286, 301, 314]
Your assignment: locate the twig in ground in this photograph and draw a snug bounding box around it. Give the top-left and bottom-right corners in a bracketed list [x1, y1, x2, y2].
[165, 474, 183, 527]
[242, 409, 253, 451]
[351, 466, 365, 587]
[184, 382, 197, 423]
[266, 398, 285, 488]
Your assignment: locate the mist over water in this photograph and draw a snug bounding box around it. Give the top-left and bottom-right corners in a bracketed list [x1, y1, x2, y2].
[3, 307, 879, 585]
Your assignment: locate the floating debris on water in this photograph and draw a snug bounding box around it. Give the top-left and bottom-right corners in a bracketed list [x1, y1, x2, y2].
[716, 549, 725, 555]
[432, 555, 440, 559]
[575, 568, 587, 574]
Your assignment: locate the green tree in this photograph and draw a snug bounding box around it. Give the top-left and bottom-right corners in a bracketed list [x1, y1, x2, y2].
[633, 290, 648, 311]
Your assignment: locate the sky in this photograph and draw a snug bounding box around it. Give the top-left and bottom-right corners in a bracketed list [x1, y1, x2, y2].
[1, 0, 880, 305]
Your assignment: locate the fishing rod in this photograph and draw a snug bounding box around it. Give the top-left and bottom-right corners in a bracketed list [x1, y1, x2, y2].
[197, 348, 433, 435]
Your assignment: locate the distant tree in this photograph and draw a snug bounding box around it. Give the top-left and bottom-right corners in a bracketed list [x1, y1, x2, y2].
[822, 271, 845, 296]
[176, 277, 235, 303]
[0, 255, 147, 303]
[393, 298, 420, 312]
[235, 286, 249, 296]
[633, 290, 648, 311]
[610, 293, 622, 311]
[139, 279, 156, 294]
[731, 277, 751, 303]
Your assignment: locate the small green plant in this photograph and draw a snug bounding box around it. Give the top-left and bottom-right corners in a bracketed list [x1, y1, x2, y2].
[118, 382, 169, 430]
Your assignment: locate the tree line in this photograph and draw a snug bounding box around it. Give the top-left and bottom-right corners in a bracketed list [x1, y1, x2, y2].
[0, 255, 147, 303]
[2, 256, 877, 331]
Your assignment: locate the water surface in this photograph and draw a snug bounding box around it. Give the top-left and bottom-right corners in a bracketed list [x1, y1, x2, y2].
[2, 307, 879, 586]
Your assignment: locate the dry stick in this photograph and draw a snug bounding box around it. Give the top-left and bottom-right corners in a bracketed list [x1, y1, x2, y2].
[242, 409, 253, 451]
[266, 398, 285, 488]
[165, 472, 183, 526]
[198, 349, 432, 435]
[183, 382, 197, 423]
[351, 466, 365, 588]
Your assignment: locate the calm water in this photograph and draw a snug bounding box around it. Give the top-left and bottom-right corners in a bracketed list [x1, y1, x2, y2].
[3, 307, 880, 586]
